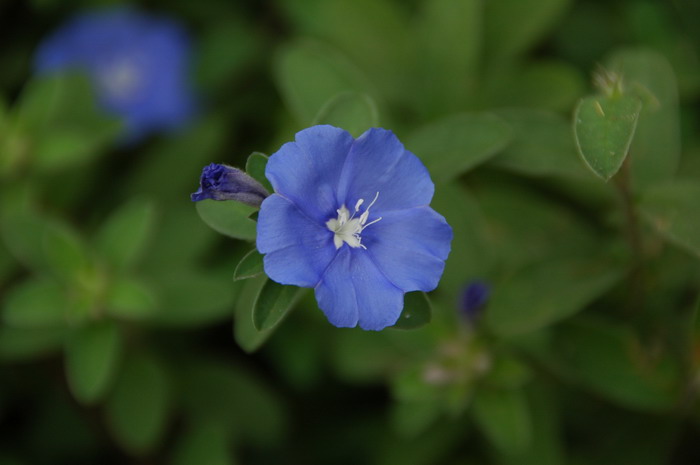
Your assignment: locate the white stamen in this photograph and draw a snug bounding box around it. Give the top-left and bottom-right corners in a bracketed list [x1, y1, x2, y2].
[326, 192, 382, 249]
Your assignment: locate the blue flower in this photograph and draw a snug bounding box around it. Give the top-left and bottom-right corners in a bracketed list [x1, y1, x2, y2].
[34, 7, 195, 142]
[459, 280, 490, 323]
[257, 125, 453, 331]
[191, 163, 270, 207]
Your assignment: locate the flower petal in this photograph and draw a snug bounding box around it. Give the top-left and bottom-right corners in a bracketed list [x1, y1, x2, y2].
[363, 206, 452, 292]
[336, 128, 434, 213]
[266, 125, 354, 223]
[314, 248, 404, 330]
[257, 194, 337, 287]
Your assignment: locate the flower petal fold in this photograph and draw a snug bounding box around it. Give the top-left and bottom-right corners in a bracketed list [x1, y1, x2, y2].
[315, 248, 404, 330]
[265, 125, 354, 223]
[257, 194, 336, 287]
[337, 128, 434, 212]
[363, 206, 452, 292]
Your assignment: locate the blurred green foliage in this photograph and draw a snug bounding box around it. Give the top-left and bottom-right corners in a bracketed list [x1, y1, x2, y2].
[1, 0, 700, 464]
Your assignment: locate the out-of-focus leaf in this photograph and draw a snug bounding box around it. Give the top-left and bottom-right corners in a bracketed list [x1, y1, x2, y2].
[196, 18, 261, 91]
[485, 61, 585, 112]
[233, 249, 265, 281]
[274, 40, 373, 125]
[606, 48, 680, 191]
[313, 91, 378, 137]
[178, 360, 286, 446]
[484, 0, 571, 62]
[245, 152, 273, 193]
[473, 387, 532, 456]
[32, 123, 121, 172]
[407, 113, 511, 183]
[491, 109, 584, 178]
[2, 278, 67, 328]
[640, 181, 700, 258]
[390, 399, 441, 438]
[95, 198, 156, 272]
[42, 220, 90, 283]
[149, 271, 237, 328]
[485, 258, 622, 336]
[0, 327, 65, 361]
[171, 422, 235, 465]
[105, 277, 157, 320]
[195, 199, 257, 241]
[574, 94, 642, 181]
[552, 317, 679, 411]
[252, 280, 303, 331]
[392, 292, 432, 330]
[416, 0, 481, 114]
[105, 352, 171, 455]
[0, 208, 55, 273]
[65, 321, 122, 405]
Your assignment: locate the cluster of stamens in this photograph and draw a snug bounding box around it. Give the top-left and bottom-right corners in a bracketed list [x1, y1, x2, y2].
[326, 192, 382, 249]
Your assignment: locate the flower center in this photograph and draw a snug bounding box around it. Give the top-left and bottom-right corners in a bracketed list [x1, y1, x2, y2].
[326, 192, 382, 249]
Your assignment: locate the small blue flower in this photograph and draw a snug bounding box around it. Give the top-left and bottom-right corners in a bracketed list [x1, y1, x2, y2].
[34, 7, 195, 142]
[257, 125, 453, 331]
[191, 163, 270, 207]
[460, 280, 490, 323]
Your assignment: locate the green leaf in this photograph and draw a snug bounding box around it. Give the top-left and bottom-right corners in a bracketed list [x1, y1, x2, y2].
[252, 280, 304, 331]
[640, 181, 700, 258]
[234, 276, 276, 352]
[147, 271, 237, 328]
[171, 422, 234, 465]
[415, 0, 481, 114]
[42, 220, 90, 283]
[95, 198, 156, 272]
[407, 113, 511, 183]
[195, 199, 257, 241]
[312, 91, 379, 137]
[65, 321, 122, 405]
[392, 292, 432, 330]
[245, 152, 273, 193]
[606, 48, 681, 191]
[105, 353, 171, 455]
[573, 94, 642, 181]
[2, 278, 68, 328]
[105, 277, 157, 320]
[473, 388, 533, 456]
[552, 317, 679, 411]
[233, 249, 265, 281]
[484, 0, 571, 62]
[485, 258, 622, 336]
[178, 361, 286, 446]
[491, 109, 585, 178]
[0, 327, 65, 362]
[274, 40, 373, 124]
[32, 124, 120, 172]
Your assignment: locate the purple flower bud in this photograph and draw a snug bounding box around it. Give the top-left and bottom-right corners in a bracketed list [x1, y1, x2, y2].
[460, 280, 490, 323]
[191, 163, 270, 207]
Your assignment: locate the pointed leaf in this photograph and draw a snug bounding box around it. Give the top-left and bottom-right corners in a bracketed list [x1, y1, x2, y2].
[245, 152, 273, 193]
[392, 292, 432, 330]
[252, 280, 304, 331]
[574, 94, 642, 180]
[233, 249, 265, 281]
[105, 277, 157, 320]
[473, 388, 532, 455]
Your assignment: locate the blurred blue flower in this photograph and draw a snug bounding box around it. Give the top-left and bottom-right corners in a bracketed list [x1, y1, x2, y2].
[460, 280, 490, 323]
[257, 125, 453, 331]
[34, 7, 195, 142]
[191, 163, 269, 207]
